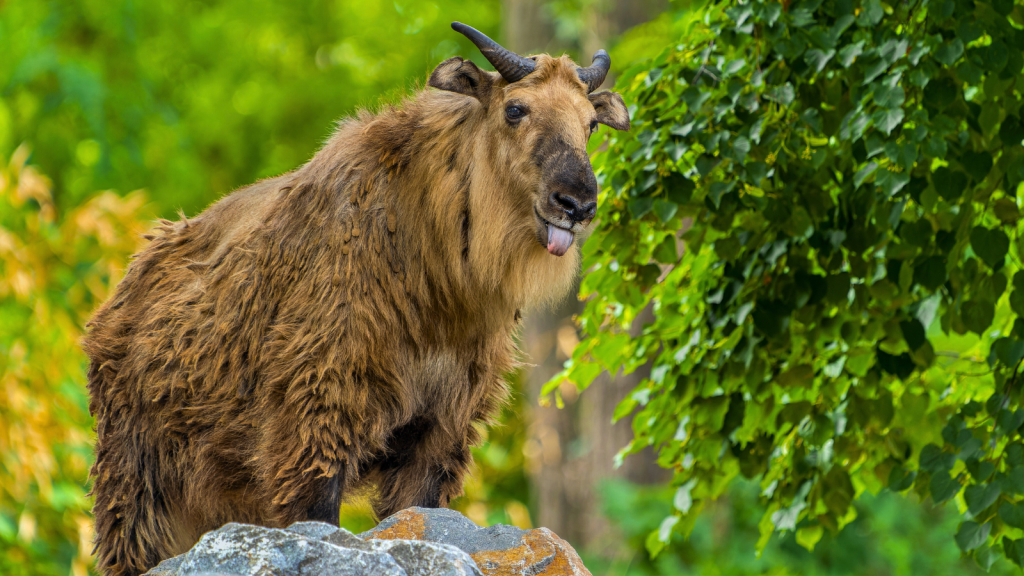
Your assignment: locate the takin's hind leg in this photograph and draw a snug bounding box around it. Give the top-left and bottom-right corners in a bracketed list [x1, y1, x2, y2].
[91, 459, 192, 576]
[367, 418, 473, 520]
[271, 472, 345, 526]
[261, 439, 354, 528]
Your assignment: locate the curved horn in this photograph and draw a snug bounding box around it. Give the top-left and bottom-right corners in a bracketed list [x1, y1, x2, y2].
[577, 49, 611, 92]
[451, 21, 536, 83]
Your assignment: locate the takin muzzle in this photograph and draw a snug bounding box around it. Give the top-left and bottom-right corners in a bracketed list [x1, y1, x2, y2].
[534, 136, 599, 256]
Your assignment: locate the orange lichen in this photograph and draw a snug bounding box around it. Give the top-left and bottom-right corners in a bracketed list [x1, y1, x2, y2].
[468, 529, 590, 576]
[368, 514, 590, 576]
[366, 509, 427, 541]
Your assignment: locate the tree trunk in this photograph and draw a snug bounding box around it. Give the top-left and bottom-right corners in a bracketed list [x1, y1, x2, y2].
[501, 0, 669, 553]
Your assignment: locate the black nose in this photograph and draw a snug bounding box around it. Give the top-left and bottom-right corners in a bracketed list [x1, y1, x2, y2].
[551, 192, 597, 223]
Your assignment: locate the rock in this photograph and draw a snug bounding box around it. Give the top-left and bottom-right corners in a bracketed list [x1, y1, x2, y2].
[145, 521, 480, 576]
[145, 508, 590, 576]
[361, 508, 591, 576]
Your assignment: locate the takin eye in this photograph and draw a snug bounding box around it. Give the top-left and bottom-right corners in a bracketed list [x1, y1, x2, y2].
[505, 105, 526, 122]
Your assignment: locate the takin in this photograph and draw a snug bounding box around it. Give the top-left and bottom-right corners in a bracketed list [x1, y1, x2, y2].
[84, 22, 629, 576]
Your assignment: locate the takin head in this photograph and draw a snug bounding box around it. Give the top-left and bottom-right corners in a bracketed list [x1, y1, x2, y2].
[430, 22, 630, 259]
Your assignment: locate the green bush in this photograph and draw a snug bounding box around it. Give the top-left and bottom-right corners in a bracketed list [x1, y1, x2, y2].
[554, 0, 1024, 568]
[0, 0, 498, 216]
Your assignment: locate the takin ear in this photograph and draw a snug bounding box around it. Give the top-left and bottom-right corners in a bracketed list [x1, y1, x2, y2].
[589, 91, 630, 131]
[429, 57, 493, 103]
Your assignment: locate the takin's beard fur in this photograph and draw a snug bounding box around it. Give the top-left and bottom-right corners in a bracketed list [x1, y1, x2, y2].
[83, 88, 580, 576]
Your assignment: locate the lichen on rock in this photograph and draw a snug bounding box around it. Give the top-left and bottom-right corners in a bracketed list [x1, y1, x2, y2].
[362, 508, 591, 576]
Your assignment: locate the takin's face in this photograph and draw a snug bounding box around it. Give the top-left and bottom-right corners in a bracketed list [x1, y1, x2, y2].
[429, 54, 630, 258]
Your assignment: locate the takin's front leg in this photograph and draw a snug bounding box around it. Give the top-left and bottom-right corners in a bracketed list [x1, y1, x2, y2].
[366, 417, 473, 519]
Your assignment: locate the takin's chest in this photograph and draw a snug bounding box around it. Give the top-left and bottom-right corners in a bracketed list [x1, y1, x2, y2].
[403, 340, 514, 413]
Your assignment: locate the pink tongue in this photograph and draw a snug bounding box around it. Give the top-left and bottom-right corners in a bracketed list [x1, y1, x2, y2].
[547, 225, 574, 256]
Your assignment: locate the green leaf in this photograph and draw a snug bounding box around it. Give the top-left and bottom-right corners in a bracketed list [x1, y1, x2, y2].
[645, 527, 667, 558]
[800, 109, 823, 134]
[924, 136, 948, 158]
[664, 173, 695, 204]
[968, 459, 995, 482]
[874, 108, 904, 135]
[826, 272, 851, 303]
[653, 236, 679, 264]
[924, 77, 958, 109]
[657, 515, 678, 543]
[962, 300, 996, 335]
[970, 226, 1009, 270]
[714, 236, 741, 261]
[964, 483, 1001, 515]
[993, 338, 1024, 368]
[877, 349, 914, 379]
[994, 198, 1021, 225]
[956, 21, 984, 44]
[784, 207, 814, 239]
[930, 470, 961, 503]
[934, 39, 964, 66]
[804, 48, 835, 73]
[707, 182, 735, 209]
[771, 501, 806, 532]
[767, 83, 795, 106]
[1000, 501, 1024, 529]
[673, 478, 697, 514]
[997, 409, 1024, 436]
[901, 219, 932, 247]
[876, 169, 909, 197]
[900, 319, 926, 350]
[962, 151, 993, 182]
[932, 167, 968, 201]
[888, 466, 917, 491]
[795, 524, 824, 551]
[920, 443, 955, 472]
[1003, 537, 1024, 567]
[856, 0, 883, 27]
[993, 0, 1013, 15]
[954, 521, 990, 552]
[913, 256, 947, 291]
[980, 42, 1009, 72]
[838, 41, 865, 67]
[854, 162, 878, 188]
[874, 84, 905, 108]
[629, 197, 653, 219]
[975, 545, 997, 572]
[653, 199, 678, 223]
[1000, 116, 1024, 145]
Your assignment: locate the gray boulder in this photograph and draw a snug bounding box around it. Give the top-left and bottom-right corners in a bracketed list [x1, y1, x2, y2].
[145, 521, 481, 576]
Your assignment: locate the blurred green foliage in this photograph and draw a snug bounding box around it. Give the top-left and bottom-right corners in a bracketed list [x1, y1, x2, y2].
[0, 0, 498, 216]
[554, 0, 1024, 570]
[589, 478, 1021, 575]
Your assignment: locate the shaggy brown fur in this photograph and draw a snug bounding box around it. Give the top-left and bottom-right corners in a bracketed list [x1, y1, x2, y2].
[84, 53, 628, 576]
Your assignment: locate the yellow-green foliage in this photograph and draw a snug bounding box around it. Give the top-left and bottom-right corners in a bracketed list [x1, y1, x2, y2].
[0, 147, 149, 575]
